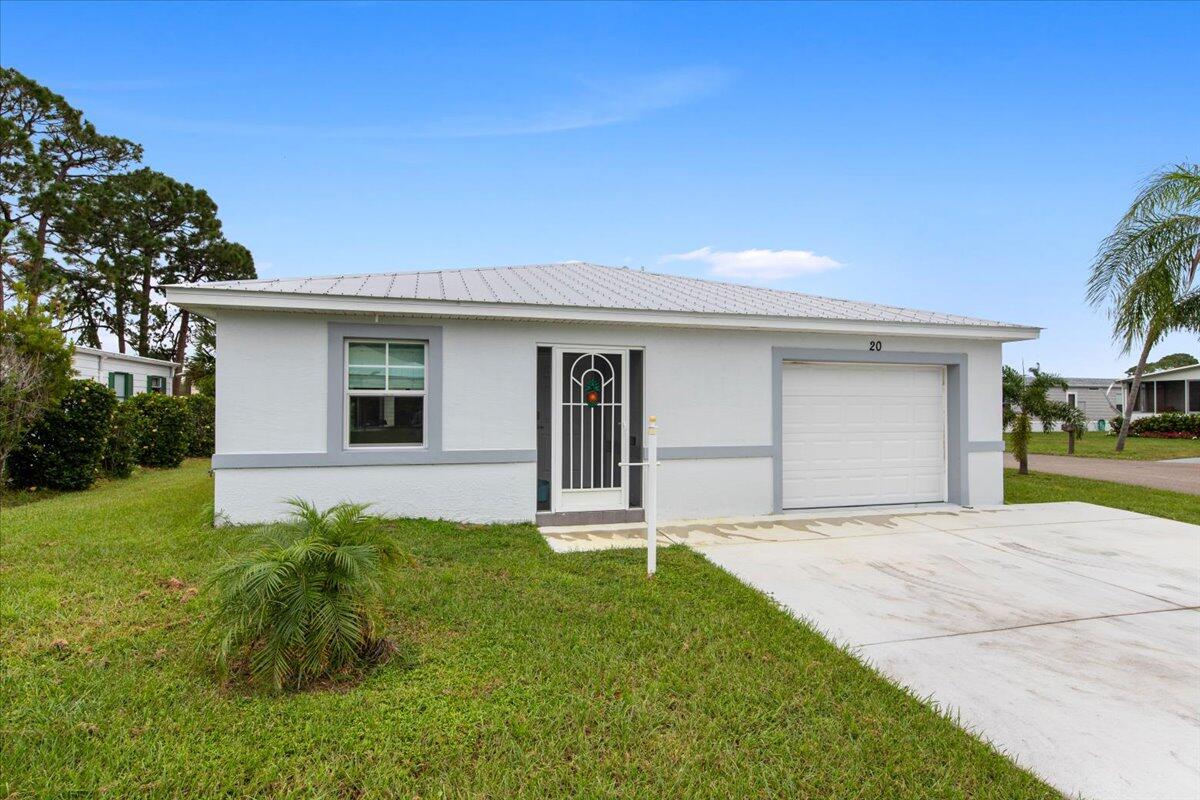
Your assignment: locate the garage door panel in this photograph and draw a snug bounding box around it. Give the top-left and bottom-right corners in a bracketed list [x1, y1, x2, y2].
[782, 363, 947, 508]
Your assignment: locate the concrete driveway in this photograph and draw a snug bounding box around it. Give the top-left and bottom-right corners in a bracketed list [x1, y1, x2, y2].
[673, 502, 1200, 800]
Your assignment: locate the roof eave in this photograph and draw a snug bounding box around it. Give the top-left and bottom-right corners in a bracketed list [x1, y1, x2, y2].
[73, 345, 181, 368]
[164, 286, 1041, 342]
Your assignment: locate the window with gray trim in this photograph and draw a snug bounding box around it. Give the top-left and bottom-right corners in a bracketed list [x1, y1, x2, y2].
[345, 340, 426, 447]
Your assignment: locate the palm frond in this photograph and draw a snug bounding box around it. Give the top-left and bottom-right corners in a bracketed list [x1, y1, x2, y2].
[201, 500, 402, 692]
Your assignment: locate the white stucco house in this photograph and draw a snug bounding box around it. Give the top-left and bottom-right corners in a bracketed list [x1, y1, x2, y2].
[1116, 363, 1200, 420]
[164, 262, 1039, 525]
[71, 346, 179, 399]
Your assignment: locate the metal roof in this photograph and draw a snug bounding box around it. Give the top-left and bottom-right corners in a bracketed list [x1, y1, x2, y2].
[73, 345, 181, 367]
[177, 262, 1029, 328]
[1061, 377, 1120, 388]
[1121, 363, 1200, 381]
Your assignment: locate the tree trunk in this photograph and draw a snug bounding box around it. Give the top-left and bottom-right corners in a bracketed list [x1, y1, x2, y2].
[138, 259, 152, 357]
[172, 309, 190, 395]
[114, 289, 127, 354]
[25, 214, 50, 314]
[1013, 413, 1031, 475]
[1068, 429, 1076, 455]
[1117, 331, 1157, 452]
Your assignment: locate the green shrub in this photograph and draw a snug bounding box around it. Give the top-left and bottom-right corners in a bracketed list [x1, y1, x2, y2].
[183, 394, 216, 457]
[101, 401, 138, 479]
[195, 373, 215, 398]
[0, 299, 74, 399]
[1129, 412, 1200, 438]
[7, 379, 117, 490]
[125, 392, 191, 467]
[204, 500, 402, 693]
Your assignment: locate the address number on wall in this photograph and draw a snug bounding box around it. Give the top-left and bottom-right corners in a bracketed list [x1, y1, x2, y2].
[868, 340, 883, 351]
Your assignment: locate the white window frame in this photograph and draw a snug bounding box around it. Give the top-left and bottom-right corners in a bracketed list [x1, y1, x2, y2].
[109, 371, 133, 400]
[1066, 391, 1077, 408]
[344, 339, 427, 449]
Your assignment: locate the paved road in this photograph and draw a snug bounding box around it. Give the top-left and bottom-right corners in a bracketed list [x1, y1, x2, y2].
[1005, 452, 1200, 494]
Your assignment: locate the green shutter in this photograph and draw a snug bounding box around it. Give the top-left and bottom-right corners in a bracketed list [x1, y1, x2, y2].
[124, 373, 133, 398]
[107, 373, 116, 390]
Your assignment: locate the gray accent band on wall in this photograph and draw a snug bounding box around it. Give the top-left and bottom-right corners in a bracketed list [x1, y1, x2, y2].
[967, 440, 1005, 453]
[658, 445, 775, 460]
[211, 450, 536, 470]
[771, 348, 970, 513]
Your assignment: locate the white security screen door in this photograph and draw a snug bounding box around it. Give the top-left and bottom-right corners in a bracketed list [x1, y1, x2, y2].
[551, 348, 630, 513]
[781, 362, 947, 508]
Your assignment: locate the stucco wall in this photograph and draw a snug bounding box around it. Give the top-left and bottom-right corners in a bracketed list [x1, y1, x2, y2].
[215, 462, 533, 524]
[211, 310, 1008, 523]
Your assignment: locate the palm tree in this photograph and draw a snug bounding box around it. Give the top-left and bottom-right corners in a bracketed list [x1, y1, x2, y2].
[1087, 164, 1200, 451]
[1004, 365, 1069, 475]
[1058, 403, 1088, 455]
[204, 499, 403, 692]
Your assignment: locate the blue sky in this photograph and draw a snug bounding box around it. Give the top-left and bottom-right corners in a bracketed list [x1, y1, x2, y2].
[2, 1, 1197, 376]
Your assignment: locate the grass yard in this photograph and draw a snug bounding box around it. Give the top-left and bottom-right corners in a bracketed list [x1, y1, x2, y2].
[1005, 430, 1200, 461]
[1005, 468, 1200, 525]
[0, 460, 1058, 798]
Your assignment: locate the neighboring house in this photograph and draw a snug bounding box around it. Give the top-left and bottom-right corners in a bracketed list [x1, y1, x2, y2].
[164, 262, 1039, 525]
[71, 346, 179, 400]
[1019, 376, 1122, 432]
[1116, 363, 1200, 420]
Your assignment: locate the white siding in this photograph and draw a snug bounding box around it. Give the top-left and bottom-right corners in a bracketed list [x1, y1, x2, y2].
[71, 350, 175, 396]
[211, 311, 1008, 523]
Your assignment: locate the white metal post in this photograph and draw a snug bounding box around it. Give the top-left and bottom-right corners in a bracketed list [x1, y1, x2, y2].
[646, 414, 657, 577]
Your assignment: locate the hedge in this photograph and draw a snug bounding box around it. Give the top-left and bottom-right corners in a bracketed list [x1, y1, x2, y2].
[1129, 412, 1200, 438]
[8, 379, 117, 490]
[184, 394, 215, 457]
[125, 392, 191, 468]
[101, 401, 138, 478]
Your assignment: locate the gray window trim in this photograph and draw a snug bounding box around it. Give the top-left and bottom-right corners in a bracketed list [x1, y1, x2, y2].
[771, 348, 979, 511]
[329, 323, 442, 458]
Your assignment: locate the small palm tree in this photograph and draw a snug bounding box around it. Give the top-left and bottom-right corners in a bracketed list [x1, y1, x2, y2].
[1057, 403, 1088, 455]
[204, 499, 402, 692]
[1087, 163, 1200, 452]
[1004, 366, 1069, 474]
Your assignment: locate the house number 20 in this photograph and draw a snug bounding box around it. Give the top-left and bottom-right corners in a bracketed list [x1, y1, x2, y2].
[868, 340, 883, 351]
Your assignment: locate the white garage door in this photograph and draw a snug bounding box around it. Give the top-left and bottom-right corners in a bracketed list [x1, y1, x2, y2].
[781, 362, 946, 508]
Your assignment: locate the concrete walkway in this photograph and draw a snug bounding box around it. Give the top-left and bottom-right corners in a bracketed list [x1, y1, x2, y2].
[1004, 452, 1200, 494]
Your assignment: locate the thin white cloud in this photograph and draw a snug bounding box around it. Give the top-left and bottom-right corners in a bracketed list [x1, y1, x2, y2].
[112, 66, 730, 140]
[661, 246, 842, 282]
[425, 66, 730, 137]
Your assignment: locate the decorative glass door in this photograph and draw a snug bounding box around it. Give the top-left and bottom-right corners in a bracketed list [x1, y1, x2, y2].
[551, 348, 629, 512]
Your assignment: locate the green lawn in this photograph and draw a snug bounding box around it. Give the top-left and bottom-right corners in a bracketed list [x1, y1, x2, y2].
[1005, 431, 1200, 461]
[1005, 469, 1200, 525]
[0, 461, 1057, 798]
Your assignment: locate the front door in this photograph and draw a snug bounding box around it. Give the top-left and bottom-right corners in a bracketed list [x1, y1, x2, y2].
[551, 348, 629, 513]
